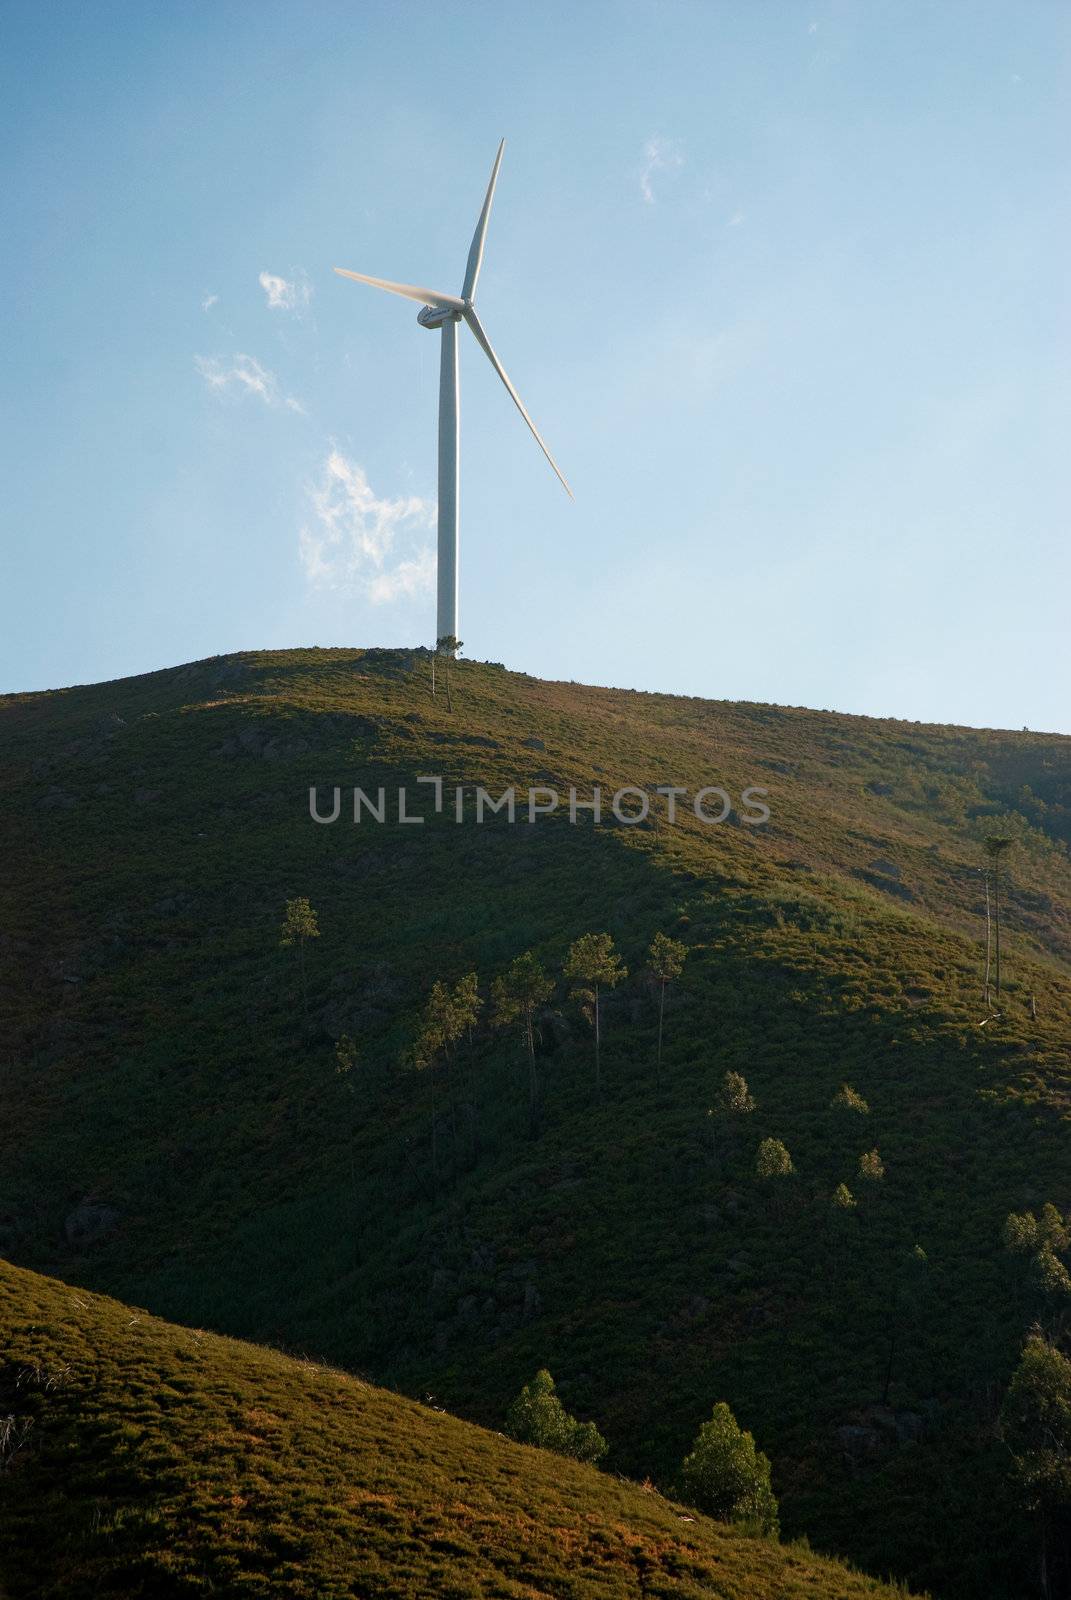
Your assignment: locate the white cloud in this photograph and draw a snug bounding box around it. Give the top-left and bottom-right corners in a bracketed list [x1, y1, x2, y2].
[639, 136, 684, 205]
[299, 449, 435, 604]
[202, 293, 219, 312]
[728, 211, 745, 228]
[259, 270, 312, 313]
[195, 352, 305, 413]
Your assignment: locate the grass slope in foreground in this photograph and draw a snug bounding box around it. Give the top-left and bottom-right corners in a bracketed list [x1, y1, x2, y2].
[0, 1261, 920, 1600]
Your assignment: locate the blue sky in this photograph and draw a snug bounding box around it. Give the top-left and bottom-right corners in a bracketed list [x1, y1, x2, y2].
[2, 1, 1068, 731]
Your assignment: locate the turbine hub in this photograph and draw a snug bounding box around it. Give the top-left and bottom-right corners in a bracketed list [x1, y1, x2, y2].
[417, 304, 462, 330]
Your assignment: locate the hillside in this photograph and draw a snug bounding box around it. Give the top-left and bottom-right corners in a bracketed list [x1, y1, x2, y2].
[2, 647, 1069, 1597]
[0, 1260, 923, 1599]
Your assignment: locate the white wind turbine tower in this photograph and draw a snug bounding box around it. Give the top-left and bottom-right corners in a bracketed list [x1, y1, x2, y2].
[334, 140, 572, 651]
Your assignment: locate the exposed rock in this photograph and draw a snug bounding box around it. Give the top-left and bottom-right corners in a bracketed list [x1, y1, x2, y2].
[261, 736, 310, 761]
[868, 858, 901, 879]
[836, 1424, 884, 1464]
[522, 737, 546, 751]
[867, 780, 894, 796]
[64, 1201, 120, 1249]
[835, 1406, 927, 1467]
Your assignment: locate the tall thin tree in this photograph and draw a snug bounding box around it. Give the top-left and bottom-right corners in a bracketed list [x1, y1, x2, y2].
[647, 932, 686, 1077]
[279, 896, 320, 1013]
[564, 932, 627, 1097]
[984, 836, 1013, 1003]
[492, 951, 554, 1134]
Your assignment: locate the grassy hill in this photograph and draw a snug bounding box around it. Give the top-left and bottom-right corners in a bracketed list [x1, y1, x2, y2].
[0, 1260, 922, 1599]
[2, 647, 1069, 1596]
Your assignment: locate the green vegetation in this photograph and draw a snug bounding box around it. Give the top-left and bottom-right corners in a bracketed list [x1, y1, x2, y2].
[679, 1400, 780, 1537]
[279, 894, 319, 1011]
[0, 1261, 919, 1599]
[832, 1084, 871, 1116]
[492, 952, 555, 1132]
[648, 930, 687, 1076]
[504, 1367, 608, 1463]
[564, 930, 627, 1096]
[999, 1335, 1071, 1599]
[756, 1136, 795, 1179]
[1, 645, 1070, 1597]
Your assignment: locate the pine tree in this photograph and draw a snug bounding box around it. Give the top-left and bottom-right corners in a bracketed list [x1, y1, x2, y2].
[492, 952, 554, 1134]
[279, 896, 320, 1012]
[647, 932, 686, 1077]
[1000, 1334, 1071, 1599]
[679, 1401, 779, 1536]
[983, 835, 1013, 1005]
[563, 933, 627, 1096]
[415, 975, 482, 1185]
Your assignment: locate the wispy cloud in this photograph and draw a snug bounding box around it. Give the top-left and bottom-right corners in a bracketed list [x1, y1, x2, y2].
[728, 211, 745, 228]
[195, 352, 306, 414]
[639, 136, 684, 205]
[259, 270, 312, 313]
[201, 292, 219, 312]
[299, 449, 435, 603]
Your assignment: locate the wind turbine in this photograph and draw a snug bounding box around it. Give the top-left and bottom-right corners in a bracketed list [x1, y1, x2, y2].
[334, 140, 572, 651]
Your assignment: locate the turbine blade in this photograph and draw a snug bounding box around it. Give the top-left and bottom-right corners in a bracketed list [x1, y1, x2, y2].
[463, 306, 573, 499]
[333, 267, 464, 312]
[461, 139, 505, 302]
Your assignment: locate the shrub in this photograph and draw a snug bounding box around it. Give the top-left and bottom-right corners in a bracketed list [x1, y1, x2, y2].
[858, 1149, 885, 1182]
[756, 1138, 793, 1179]
[505, 1370, 608, 1464]
[831, 1084, 869, 1115]
[680, 1402, 779, 1536]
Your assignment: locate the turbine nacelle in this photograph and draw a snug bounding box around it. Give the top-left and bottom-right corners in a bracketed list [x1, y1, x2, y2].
[417, 303, 462, 330]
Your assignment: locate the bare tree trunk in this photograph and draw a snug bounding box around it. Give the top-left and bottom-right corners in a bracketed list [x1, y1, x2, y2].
[983, 869, 992, 1007]
[1039, 1512, 1049, 1600]
[657, 978, 666, 1075]
[594, 985, 602, 1096]
[994, 860, 1003, 997]
[525, 1006, 538, 1135]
